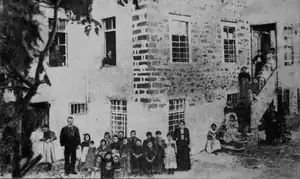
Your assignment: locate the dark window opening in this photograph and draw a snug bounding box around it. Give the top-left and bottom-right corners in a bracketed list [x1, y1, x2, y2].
[49, 32, 67, 67]
[103, 17, 116, 67]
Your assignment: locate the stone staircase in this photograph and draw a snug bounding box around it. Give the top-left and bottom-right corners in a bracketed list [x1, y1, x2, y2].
[250, 68, 277, 129]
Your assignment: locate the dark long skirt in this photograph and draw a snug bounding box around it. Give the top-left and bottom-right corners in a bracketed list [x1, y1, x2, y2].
[154, 147, 164, 174]
[176, 145, 191, 171]
[131, 156, 143, 174]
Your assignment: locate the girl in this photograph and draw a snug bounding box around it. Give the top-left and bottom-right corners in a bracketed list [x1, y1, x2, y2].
[104, 132, 113, 146]
[205, 123, 222, 154]
[144, 141, 156, 176]
[84, 141, 97, 176]
[41, 125, 57, 170]
[80, 133, 91, 170]
[131, 139, 143, 176]
[120, 138, 131, 175]
[101, 152, 113, 179]
[112, 155, 123, 179]
[164, 133, 177, 174]
[96, 139, 111, 159]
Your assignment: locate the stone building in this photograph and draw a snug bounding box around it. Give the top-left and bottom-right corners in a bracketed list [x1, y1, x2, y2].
[2, 0, 300, 159]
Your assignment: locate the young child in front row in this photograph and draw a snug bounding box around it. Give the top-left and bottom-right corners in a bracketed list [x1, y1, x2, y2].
[131, 139, 144, 176]
[144, 140, 157, 176]
[164, 133, 177, 174]
[101, 152, 114, 179]
[84, 141, 96, 177]
[120, 138, 131, 175]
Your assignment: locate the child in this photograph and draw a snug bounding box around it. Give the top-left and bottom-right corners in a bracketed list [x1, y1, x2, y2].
[205, 123, 222, 154]
[111, 135, 122, 155]
[128, 130, 139, 147]
[118, 131, 125, 143]
[131, 139, 143, 176]
[80, 133, 91, 171]
[143, 132, 155, 149]
[164, 133, 177, 174]
[101, 152, 113, 179]
[120, 138, 131, 175]
[104, 132, 113, 146]
[96, 139, 111, 159]
[154, 131, 166, 174]
[112, 155, 123, 179]
[144, 141, 157, 176]
[93, 155, 102, 178]
[84, 141, 97, 176]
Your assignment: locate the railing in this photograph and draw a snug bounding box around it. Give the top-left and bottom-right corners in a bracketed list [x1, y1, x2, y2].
[252, 59, 277, 96]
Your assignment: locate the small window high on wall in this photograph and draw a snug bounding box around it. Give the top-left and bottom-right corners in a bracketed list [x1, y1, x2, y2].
[169, 14, 191, 63]
[221, 22, 237, 63]
[283, 24, 294, 66]
[70, 103, 87, 115]
[103, 17, 116, 66]
[168, 99, 185, 132]
[111, 100, 127, 136]
[48, 18, 68, 67]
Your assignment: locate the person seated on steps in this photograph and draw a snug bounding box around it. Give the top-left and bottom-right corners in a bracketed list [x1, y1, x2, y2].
[221, 114, 248, 151]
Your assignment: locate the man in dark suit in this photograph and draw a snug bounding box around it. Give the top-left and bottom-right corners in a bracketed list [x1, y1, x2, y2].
[174, 120, 191, 171]
[60, 116, 81, 175]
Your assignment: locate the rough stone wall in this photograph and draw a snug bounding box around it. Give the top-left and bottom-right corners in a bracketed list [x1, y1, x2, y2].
[132, 0, 251, 110]
[130, 0, 252, 153]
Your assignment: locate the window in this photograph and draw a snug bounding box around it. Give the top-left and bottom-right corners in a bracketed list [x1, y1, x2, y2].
[283, 24, 294, 66]
[70, 103, 87, 115]
[227, 93, 240, 105]
[170, 14, 190, 63]
[48, 18, 68, 67]
[111, 100, 127, 136]
[168, 99, 185, 132]
[103, 17, 116, 66]
[222, 23, 237, 63]
[297, 88, 300, 113]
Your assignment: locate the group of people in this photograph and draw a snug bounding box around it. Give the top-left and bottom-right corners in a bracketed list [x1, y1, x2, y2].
[30, 124, 57, 170]
[57, 116, 191, 178]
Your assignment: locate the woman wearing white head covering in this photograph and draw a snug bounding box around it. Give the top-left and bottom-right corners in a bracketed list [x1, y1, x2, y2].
[30, 125, 44, 159]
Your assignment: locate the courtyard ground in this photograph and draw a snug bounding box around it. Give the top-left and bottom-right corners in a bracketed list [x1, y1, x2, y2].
[1, 117, 300, 179]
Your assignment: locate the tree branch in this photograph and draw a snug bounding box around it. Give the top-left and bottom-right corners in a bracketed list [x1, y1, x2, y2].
[23, 0, 61, 104]
[21, 31, 37, 60]
[2, 61, 34, 88]
[0, 85, 30, 91]
[34, 0, 61, 84]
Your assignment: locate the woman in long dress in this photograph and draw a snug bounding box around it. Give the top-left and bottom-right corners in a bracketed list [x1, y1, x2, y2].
[205, 123, 221, 154]
[41, 125, 57, 170]
[30, 126, 44, 158]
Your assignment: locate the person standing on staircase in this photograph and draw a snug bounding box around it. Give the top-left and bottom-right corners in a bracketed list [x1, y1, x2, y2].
[238, 67, 251, 107]
[252, 50, 266, 79]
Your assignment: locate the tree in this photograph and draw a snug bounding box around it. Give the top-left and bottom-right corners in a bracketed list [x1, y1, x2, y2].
[0, 0, 140, 178]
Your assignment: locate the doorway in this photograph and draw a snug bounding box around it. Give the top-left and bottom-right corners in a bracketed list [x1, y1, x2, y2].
[250, 23, 277, 78]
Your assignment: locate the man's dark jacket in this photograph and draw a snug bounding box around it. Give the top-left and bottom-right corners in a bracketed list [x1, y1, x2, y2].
[60, 126, 81, 147]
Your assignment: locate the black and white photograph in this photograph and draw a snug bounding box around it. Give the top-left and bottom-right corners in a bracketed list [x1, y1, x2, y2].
[0, 0, 300, 178]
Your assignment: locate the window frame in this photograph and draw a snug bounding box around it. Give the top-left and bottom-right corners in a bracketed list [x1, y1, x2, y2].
[221, 22, 238, 63]
[48, 18, 68, 67]
[169, 13, 192, 64]
[168, 98, 186, 132]
[102, 16, 117, 66]
[69, 102, 88, 116]
[110, 99, 128, 136]
[227, 93, 240, 106]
